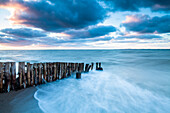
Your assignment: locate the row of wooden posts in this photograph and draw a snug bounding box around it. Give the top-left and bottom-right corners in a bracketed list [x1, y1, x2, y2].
[0, 62, 103, 93]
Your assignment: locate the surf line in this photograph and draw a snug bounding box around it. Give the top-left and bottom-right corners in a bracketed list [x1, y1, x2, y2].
[0, 62, 103, 93]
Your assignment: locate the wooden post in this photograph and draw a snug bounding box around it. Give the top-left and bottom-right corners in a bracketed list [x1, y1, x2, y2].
[43, 63, 47, 82]
[60, 63, 64, 79]
[78, 63, 81, 72]
[58, 63, 61, 79]
[56, 62, 59, 80]
[46, 63, 50, 82]
[5, 62, 11, 92]
[91, 62, 94, 70]
[70, 63, 73, 73]
[33, 63, 38, 85]
[85, 64, 89, 72]
[27, 63, 31, 86]
[73, 63, 76, 72]
[63, 63, 67, 78]
[30, 64, 34, 86]
[11, 62, 16, 90]
[69, 63, 72, 74]
[76, 72, 81, 79]
[22, 62, 26, 88]
[87, 65, 92, 72]
[96, 62, 99, 70]
[81, 63, 84, 72]
[96, 62, 103, 71]
[99, 62, 101, 68]
[53, 62, 57, 81]
[0, 63, 4, 93]
[75, 63, 78, 72]
[49, 63, 53, 82]
[67, 63, 71, 76]
[19, 62, 23, 88]
[38, 63, 42, 84]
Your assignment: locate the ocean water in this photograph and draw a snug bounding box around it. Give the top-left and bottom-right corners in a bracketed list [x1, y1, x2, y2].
[0, 49, 170, 113]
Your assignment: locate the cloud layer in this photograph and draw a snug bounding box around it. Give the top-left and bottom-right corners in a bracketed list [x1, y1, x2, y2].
[2, 0, 106, 32]
[117, 34, 162, 39]
[122, 15, 170, 33]
[1, 28, 47, 38]
[0, 0, 169, 49]
[65, 25, 116, 39]
[100, 0, 170, 12]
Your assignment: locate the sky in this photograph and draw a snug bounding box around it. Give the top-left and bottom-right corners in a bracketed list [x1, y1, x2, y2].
[0, 0, 169, 50]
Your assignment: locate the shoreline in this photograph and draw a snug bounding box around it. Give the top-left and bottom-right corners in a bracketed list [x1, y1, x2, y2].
[0, 87, 43, 113]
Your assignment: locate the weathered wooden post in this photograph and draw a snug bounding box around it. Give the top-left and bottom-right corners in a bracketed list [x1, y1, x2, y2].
[85, 63, 91, 72]
[67, 63, 71, 76]
[58, 63, 61, 79]
[76, 72, 81, 79]
[63, 63, 67, 78]
[0, 62, 4, 93]
[87, 65, 91, 72]
[33, 63, 38, 85]
[78, 63, 81, 72]
[43, 63, 47, 82]
[81, 63, 84, 72]
[19, 62, 23, 89]
[75, 63, 78, 72]
[5, 62, 11, 92]
[97, 62, 103, 71]
[76, 63, 81, 79]
[96, 62, 98, 70]
[46, 63, 50, 82]
[62, 63, 65, 79]
[56, 62, 59, 80]
[99, 62, 101, 68]
[60, 63, 64, 79]
[30, 64, 34, 86]
[49, 63, 53, 82]
[27, 63, 31, 86]
[85, 64, 89, 72]
[22, 62, 26, 88]
[11, 62, 16, 90]
[91, 62, 94, 70]
[66, 63, 69, 77]
[71, 63, 74, 73]
[38, 63, 42, 84]
[53, 62, 57, 81]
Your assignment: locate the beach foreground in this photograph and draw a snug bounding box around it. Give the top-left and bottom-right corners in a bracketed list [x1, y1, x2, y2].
[0, 50, 170, 113]
[0, 87, 43, 113]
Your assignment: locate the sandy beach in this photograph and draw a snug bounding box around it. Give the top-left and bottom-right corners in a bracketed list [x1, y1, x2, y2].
[0, 87, 43, 113]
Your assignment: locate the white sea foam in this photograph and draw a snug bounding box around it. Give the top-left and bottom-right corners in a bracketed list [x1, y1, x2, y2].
[34, 71, 170, 113]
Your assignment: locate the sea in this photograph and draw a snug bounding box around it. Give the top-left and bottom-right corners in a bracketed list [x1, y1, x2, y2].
[0, 49, 170, 113]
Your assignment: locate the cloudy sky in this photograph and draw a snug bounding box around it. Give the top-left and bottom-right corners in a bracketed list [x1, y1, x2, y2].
[0, 0, 169, 49]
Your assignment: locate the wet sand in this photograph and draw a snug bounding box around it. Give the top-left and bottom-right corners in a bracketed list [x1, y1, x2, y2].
[0, 87, 43, 113]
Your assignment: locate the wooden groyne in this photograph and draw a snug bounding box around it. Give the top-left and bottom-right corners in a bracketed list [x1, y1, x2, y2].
[0, 62, 103, 93]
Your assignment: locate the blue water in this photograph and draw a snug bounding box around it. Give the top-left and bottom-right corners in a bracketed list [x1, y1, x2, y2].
[0, 49, 170, 113]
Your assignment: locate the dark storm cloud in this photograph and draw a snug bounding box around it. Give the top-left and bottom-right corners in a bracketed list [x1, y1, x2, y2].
[0, 0, 10, 4]
[122, 15, 170, 33]
[10, 0, 106, 32]
[117, 34, 162, 39]
[65, 25, 116, 39]
[1, 28, 47, 38]
[100, 0, 170, 12]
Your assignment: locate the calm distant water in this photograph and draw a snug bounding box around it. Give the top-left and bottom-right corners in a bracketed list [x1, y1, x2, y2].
[0, 49, 170, 113]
